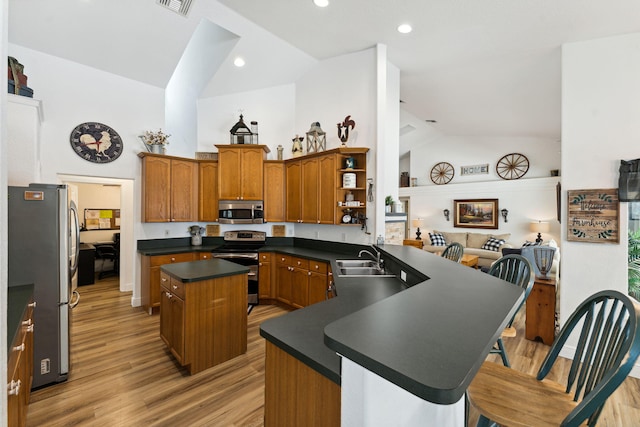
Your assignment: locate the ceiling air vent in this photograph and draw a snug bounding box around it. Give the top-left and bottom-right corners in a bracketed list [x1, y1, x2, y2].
[157, 0, 193, 17]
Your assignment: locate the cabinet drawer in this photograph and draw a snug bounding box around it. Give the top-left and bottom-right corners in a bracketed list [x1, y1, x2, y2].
[309, 261, 327, 274]
[170, 277, 186, 299]
[160, 272, 171, 291]
[291, 256, 309, 270]
[151, 252, 195, 267]
[260, 252, 273, 262]
[276, 254, 291, 265]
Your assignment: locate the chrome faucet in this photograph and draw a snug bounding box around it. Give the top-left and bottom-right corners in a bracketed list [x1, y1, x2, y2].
[358, 246, 383, 268]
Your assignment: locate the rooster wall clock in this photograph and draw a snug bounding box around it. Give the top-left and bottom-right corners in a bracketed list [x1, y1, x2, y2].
[70, 122, 123, 163]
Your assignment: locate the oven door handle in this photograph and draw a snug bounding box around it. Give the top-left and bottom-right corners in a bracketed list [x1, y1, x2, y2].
[211, 253, 258, 260]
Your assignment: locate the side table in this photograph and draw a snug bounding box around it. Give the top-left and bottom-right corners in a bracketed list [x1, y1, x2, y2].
[460, 254, 479, 269]
[525, 277, 557, 345]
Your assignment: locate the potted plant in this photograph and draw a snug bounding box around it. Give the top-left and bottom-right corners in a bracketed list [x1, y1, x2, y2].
[385, 195, 394, 213]
[628, 229, 640, 300]
[141, 129, 170, 154]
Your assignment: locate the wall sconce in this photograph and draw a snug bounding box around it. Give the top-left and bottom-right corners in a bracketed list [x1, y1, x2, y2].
[501, 208, 509, 223]
[412, 218, 424, 240]
[443, 209, 450, 221]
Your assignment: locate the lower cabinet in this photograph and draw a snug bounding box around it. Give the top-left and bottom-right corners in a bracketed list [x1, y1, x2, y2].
[7, 291, 35, 427]
[259, 253, 275, 301]
[141, 252, 197, 314]
[274, 253, 330, 309]
[159, 271, 248, 375]
[264, 341, 340, 426]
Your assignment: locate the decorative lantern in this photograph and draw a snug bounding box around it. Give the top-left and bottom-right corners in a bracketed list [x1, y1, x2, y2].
[306, 122, 326, 153]
[229, 114, 253, 144]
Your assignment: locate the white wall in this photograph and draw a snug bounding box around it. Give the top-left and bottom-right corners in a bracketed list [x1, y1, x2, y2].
[560, 34, 640, 335]
[399, 177, 561, 245]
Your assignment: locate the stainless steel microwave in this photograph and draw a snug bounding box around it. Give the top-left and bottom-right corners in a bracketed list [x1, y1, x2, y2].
[218, 200, 264, 224]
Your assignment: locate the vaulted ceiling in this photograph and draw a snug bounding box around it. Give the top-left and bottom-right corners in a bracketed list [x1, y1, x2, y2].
[9, 0, 640, 138]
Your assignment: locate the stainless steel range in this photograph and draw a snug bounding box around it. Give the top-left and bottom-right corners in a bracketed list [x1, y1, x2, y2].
[210, 230, 266, 313]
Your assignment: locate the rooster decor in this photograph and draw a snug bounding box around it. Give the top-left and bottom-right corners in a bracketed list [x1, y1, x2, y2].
[337, 115, 356, 146]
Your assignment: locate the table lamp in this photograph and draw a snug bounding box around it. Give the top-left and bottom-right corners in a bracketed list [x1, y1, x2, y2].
[530, 221, 549, 244]
[412, 218, 424, 240]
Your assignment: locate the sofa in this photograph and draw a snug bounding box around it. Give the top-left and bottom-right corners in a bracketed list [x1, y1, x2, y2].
[423, 230, 513, 268]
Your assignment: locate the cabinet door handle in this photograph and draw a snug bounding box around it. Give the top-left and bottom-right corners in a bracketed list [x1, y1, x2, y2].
[171, 257, 176, 262]
[202, 255, 208, 259]
[161, 277, 168, 282]
[172, 285, 178, 290]
[7, 380, 21, 396]
[297, 261, 301, 265]
[28, 301, 37, 308]
[308, 271, 311, 276]
[27, 325, 34, 333]
[166, 292, 173, 299]
[22, 318, 32, 326]
[13, 343, 25, 352]
[259, 262, 263, 266]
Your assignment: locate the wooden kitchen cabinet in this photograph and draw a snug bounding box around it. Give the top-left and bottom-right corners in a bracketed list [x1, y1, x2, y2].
[308, 261, 329, 306]
[259, 252, 275, 301]
[290, 256, 310, 309]
[141, 252, 196, 314]
[198, 160, 218, 221]
[286, 153, 335, 224]
[335, 148, 369, 226]
[216, 145, 269, 201]
[263, 161, 285, 222]
[159, 268, 248, 375]
[160, 272, 185, 363]
[265, 341, 340, 426]
[140, 153, 198, 222]
[7, 287, 35, 427]
[276, 254, 293, 305]
[285, 161, 303, 223]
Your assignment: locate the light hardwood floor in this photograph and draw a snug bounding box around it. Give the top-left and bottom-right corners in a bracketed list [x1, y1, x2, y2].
[26, 278, 640, 426]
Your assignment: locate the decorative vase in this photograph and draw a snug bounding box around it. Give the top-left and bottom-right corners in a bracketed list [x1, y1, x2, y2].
[191, 234, 202, 246]
[149, 144, 164, 154]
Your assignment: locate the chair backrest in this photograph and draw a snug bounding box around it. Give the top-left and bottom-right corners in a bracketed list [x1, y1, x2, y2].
[537, 290, 640, 426]
[95, 244, 117, 259]
[487, 254, 534, 327]
[441, 242, 464, 262]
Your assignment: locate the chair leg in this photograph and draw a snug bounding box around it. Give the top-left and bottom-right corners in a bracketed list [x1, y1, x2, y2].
[476, 415, 496, 427]
[496, 337, 510, 367]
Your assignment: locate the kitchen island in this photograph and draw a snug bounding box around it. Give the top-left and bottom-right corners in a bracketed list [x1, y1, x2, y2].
[259, 244, 524, 426]
[160, 258, 249, 374]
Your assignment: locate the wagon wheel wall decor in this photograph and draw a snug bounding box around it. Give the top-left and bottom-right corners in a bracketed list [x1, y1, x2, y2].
[496, 153, 529, 180]
[430, 162, 454, 185]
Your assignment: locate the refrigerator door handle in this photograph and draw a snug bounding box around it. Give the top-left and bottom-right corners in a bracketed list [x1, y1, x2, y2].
[69, 202, 80, 276]
[69, 290, 80, 309]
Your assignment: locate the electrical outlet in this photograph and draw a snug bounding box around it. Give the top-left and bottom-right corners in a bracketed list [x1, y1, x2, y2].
[400, 270, 407, 282]
[315, 231, 320, 239]
[41, 358, 50, 374]
[342, 233, 347, 242]
[164, 229, 170, 237]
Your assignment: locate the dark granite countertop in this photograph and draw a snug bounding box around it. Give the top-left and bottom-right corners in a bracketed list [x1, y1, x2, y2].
[8, 284, 34, 351]
[137, 237, 523, 404]
[161, 258, 249, 283]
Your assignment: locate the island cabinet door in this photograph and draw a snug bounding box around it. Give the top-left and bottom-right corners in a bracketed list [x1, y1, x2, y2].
[308, 261, 329, 306]
[159, 275, 185, 365]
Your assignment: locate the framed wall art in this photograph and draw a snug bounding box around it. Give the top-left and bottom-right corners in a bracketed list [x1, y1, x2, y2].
[453, 199, 499, 229]
[460, 163, 489, 176]
[566, 189, 619, 243]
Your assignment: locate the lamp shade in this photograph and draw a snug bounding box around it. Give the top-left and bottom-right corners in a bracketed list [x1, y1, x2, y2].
[412, 218, 423, 228]
[530, 221, 550, 233]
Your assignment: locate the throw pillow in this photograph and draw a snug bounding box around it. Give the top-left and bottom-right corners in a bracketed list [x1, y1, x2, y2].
[429, 232, 446, 246]
[522, 241, 540, 247]
[481, 237, 505, 252]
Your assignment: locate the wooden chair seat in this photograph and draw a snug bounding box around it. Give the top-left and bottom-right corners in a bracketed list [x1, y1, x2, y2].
[468, 361, 580, 427]
[500, 326, 517, 338]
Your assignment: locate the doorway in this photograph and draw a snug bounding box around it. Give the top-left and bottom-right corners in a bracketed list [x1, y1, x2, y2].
[59, 175, 134, 296]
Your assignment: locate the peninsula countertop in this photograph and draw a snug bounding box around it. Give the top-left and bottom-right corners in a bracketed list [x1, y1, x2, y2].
[260, 244, 524, 405]
[160, 258, 249, 282]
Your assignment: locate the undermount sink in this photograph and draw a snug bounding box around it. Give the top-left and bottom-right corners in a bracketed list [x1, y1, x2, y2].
[335, 259, 379, 268]
[335, 260, 396, 278]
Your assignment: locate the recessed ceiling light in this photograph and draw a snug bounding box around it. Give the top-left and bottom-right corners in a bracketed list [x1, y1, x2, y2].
[313, 0, 329, 7]
[397, 24, 412, 34]
[233, 57, 246, 67]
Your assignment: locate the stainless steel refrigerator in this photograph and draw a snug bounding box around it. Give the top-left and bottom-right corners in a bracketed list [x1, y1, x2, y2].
[8, 183, 80, 389]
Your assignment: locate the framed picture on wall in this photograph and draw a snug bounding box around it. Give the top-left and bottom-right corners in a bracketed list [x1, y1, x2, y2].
[453, 199, 499, 229]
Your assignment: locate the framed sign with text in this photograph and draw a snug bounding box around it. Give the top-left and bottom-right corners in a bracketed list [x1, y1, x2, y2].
[567, 189, 619, 243]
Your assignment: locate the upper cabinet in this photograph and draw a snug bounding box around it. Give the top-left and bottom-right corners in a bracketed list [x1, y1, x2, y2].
[264, 161, 285, 222]
[140, 153, 198, 222]
[216, 145, 270, 201]
[199, 161, 218, 222]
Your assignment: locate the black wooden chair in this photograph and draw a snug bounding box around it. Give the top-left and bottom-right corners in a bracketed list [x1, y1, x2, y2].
[468, 289, 640, 427]
[441, 242, 464, 262]
[486, 254, 534, 367]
